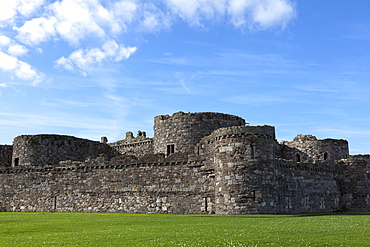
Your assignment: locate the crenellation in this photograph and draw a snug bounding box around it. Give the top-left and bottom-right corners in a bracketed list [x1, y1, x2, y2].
[0, 111, 369, 214]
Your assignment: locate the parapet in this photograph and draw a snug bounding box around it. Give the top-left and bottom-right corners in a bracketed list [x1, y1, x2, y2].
[208, 125, 276, 140]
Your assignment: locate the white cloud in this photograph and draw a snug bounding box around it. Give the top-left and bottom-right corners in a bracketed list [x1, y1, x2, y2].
[251, 0, 295, 29]
[8, 44, 28, 56]
[113, 0, 138, 31]
[6, 0, 295, 78]
[0, 0, 45, 26]
[0, 35, 28, 56]
[0, 0, 17, 23]
[55, 40, 137, 75]
[165, 0, 227, 26]
[0, 35, 35, 82]
[16, 17, 57, 46]
[0, 51, 42, 85]
[0, 36, 11, 46]
[164, 0, 295, 29]
[228, 0, 295, 29]
[15, 0, 296, 47]
[16, 0, 117, 46]
[50, 0, 107, 45]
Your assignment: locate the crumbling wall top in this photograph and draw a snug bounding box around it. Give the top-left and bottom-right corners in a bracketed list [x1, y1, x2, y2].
[155, 111, 245, 122]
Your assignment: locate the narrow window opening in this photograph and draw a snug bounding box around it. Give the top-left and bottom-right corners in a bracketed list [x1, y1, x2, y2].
[204, 197, 208, 212]
[323, 152, 328, 160]
[166, 144, 174, 156]
[54, 196, 57, 211]
[251, 144, 255, 159]
[285, 197, 292, 209]
[14, 158, 19, 167]
[296, 153, 301, 163]
[320, 198, 325, 209]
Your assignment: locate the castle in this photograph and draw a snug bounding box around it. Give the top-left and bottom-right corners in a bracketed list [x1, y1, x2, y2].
[0, 111, 369, 214]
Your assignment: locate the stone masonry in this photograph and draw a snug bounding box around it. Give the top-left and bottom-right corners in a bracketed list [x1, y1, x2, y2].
[0, 111, 369, 214]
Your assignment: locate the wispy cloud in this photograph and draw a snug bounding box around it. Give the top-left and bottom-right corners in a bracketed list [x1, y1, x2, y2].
[223, 94, 289, 106]
[0, 110, 134, 142]
[314, 127, 370, 138]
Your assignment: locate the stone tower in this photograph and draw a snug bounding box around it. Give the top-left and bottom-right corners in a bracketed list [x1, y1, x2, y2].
[153, 111, 245, 156]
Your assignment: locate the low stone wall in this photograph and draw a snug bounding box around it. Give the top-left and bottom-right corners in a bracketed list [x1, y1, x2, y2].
[0, 153, 367, 214]
[0, 157, 215, 214]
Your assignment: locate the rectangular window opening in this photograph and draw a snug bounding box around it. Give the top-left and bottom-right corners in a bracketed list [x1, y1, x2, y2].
[14, 158, 19, 167]
[167, 144, 174, 156]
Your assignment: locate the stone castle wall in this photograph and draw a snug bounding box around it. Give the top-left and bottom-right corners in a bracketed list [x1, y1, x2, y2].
[153, 112, 245, 155]
[340, 157, 370, 211]
[0, 145, 12, 167]
[12, 135, 116, 167]
[109, 131, 153, 157]
[0, 155, 353, 214]
[272, 159, 342, 213]
[0, 111, 368, 214]
[281, 134, 349, 162]
[0, 157, 214, 214]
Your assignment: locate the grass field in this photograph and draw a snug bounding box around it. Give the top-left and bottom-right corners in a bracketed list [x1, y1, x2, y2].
[0, 212, 369, 246]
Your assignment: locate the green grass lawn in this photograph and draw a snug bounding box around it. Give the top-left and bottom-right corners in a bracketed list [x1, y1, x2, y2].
[0, 212, 369, 246]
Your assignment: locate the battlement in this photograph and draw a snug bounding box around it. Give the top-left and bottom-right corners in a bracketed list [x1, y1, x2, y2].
[109, 131, 153, 157]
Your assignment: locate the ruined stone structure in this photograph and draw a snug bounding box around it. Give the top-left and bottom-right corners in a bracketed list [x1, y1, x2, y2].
[0, 111, 369, 214]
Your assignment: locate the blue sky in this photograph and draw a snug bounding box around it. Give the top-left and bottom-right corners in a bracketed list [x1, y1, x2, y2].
[0, 0, 370, 154]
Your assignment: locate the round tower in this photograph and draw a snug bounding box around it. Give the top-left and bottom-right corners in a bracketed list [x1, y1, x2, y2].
[153, 111, 245, 155]
[12, 134, 114, 166]
[209, 125, 278, 214]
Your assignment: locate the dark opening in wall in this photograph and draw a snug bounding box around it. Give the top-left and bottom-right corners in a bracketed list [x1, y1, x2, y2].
[167, 144, 174, 156]
[203, 197, 208, 212]
[286, 197, 292, 209]
[305, 197, 309, 207]
[14, 158, 19, 166]
[324, 152, 328, 160]
[296, 153, 301, 163]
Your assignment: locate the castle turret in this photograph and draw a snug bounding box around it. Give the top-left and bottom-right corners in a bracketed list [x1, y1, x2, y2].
[208, 125, 278, 214]
[153, 111, 245, 156]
